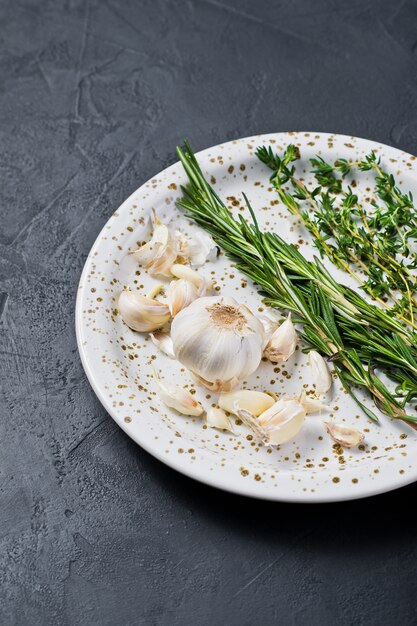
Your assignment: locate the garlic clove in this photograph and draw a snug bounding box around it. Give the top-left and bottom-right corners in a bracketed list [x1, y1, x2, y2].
[118, 289, 170, 332]
[298, 390, 328, 414]
[236, 398, 305, 445]
[150, 331, 175, 358]
[257, 310, 283, 342]
[133, 221, 179, 277]
[181, 230, 219, 266]
[324, 422, 364, 448]
[147, 283, 165, 300]
[153, 370, 203, 416]
[192, 372, 239, 392]
[309, 350, 332, 394]
[263, 313, 297, 363]
[258, 398, 306, 445]
[171, 296, 265, 386]
[170, 263, 207, 288]
[219, 390, 275, 416]
[206, 407, 234, 432]
[168, 279, 199, 316]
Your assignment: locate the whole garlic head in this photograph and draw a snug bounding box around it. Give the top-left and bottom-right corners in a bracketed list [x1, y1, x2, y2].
[171, 296, 265, 390]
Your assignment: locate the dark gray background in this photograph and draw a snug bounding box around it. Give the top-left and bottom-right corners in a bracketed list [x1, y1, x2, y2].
[1, 0, 417, 624]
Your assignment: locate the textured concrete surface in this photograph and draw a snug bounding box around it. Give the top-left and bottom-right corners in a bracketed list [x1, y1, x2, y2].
[2, 0, 417, 624]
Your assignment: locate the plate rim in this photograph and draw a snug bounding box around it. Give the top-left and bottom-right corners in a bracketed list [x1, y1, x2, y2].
[75, 130, 417, 503]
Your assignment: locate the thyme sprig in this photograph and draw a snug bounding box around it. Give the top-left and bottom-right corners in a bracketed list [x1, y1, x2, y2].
[257, 145, 417, 329]
[176, 142, 417, 425]
[312, 152, 417, 262]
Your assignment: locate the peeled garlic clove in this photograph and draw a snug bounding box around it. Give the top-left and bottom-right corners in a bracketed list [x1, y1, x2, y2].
[171, 296, 265, 386]
[309, 350, 332, 394]
[168, 279, 199, 316]
[133, 222, 179, 277]
[219, 390, 275, 416]
[191, 372, 239, 392]
[264, 313, 297, 363]
[118, 289, 170, 332]
[258, 398, 306, 445]
[324, 421, 364, 448]
[206, 407, 234, 432]
[170, 263, 206, 288]
[147, 283, 165, 300]
[298, 390, 328, 414]
[150, 331, 175, 358]
[153, 371, 203, 416]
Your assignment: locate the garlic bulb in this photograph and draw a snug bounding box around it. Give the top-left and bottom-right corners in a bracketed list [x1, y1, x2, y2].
[258, 398, 305, 445]
[150, 331, 175, 358]
[206, 407, 234, 432]
[298, 390, 328, 414]
[118, 289, 170, 332]
[153, 370, 203, 416]
[171, 296, 265, 391]
[219, 389, 275, 416]
[133, 219, 179, 277]
[264, 313, 297, 363]
[309, 350, 332, 393]
[168, 279, 199, 316]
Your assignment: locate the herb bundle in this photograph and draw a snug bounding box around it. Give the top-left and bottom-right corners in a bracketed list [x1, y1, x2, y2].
[176, 142, 417, 426]
[256, 145, 417, 329]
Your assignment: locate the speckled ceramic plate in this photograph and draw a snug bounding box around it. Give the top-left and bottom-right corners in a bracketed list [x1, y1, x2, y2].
[76, 132, 417, 503]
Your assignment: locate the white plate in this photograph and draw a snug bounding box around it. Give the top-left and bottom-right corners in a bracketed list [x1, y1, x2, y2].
[76, 132, 417, 502]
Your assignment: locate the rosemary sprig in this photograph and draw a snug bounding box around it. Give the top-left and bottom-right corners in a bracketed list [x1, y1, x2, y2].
[257, 145, 417, 329]
[176, 142, 417, 425]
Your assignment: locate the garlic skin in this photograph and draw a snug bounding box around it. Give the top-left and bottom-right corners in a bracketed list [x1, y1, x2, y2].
[181, 230, 219, 266]
[258, 398, 306, 445]
[237, 408, 269, 441]
[192, 373, 239, 392]
[298, 390, 328, 414]
[206, 407, 234, 432]
[258, 310, 283, 342]
[171, 296, 265, 390]
[219, 390, 275, 416]
[309, 350, 332, 394]
[150, 331, 175, 358]
[133, 221, 179, 277]
[153, 371, 203, 416]
[168, 279, 199, 316]
[118, 289, 170, 332]
[264, 313, 297, 363]
[324, 422, 364, 448]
